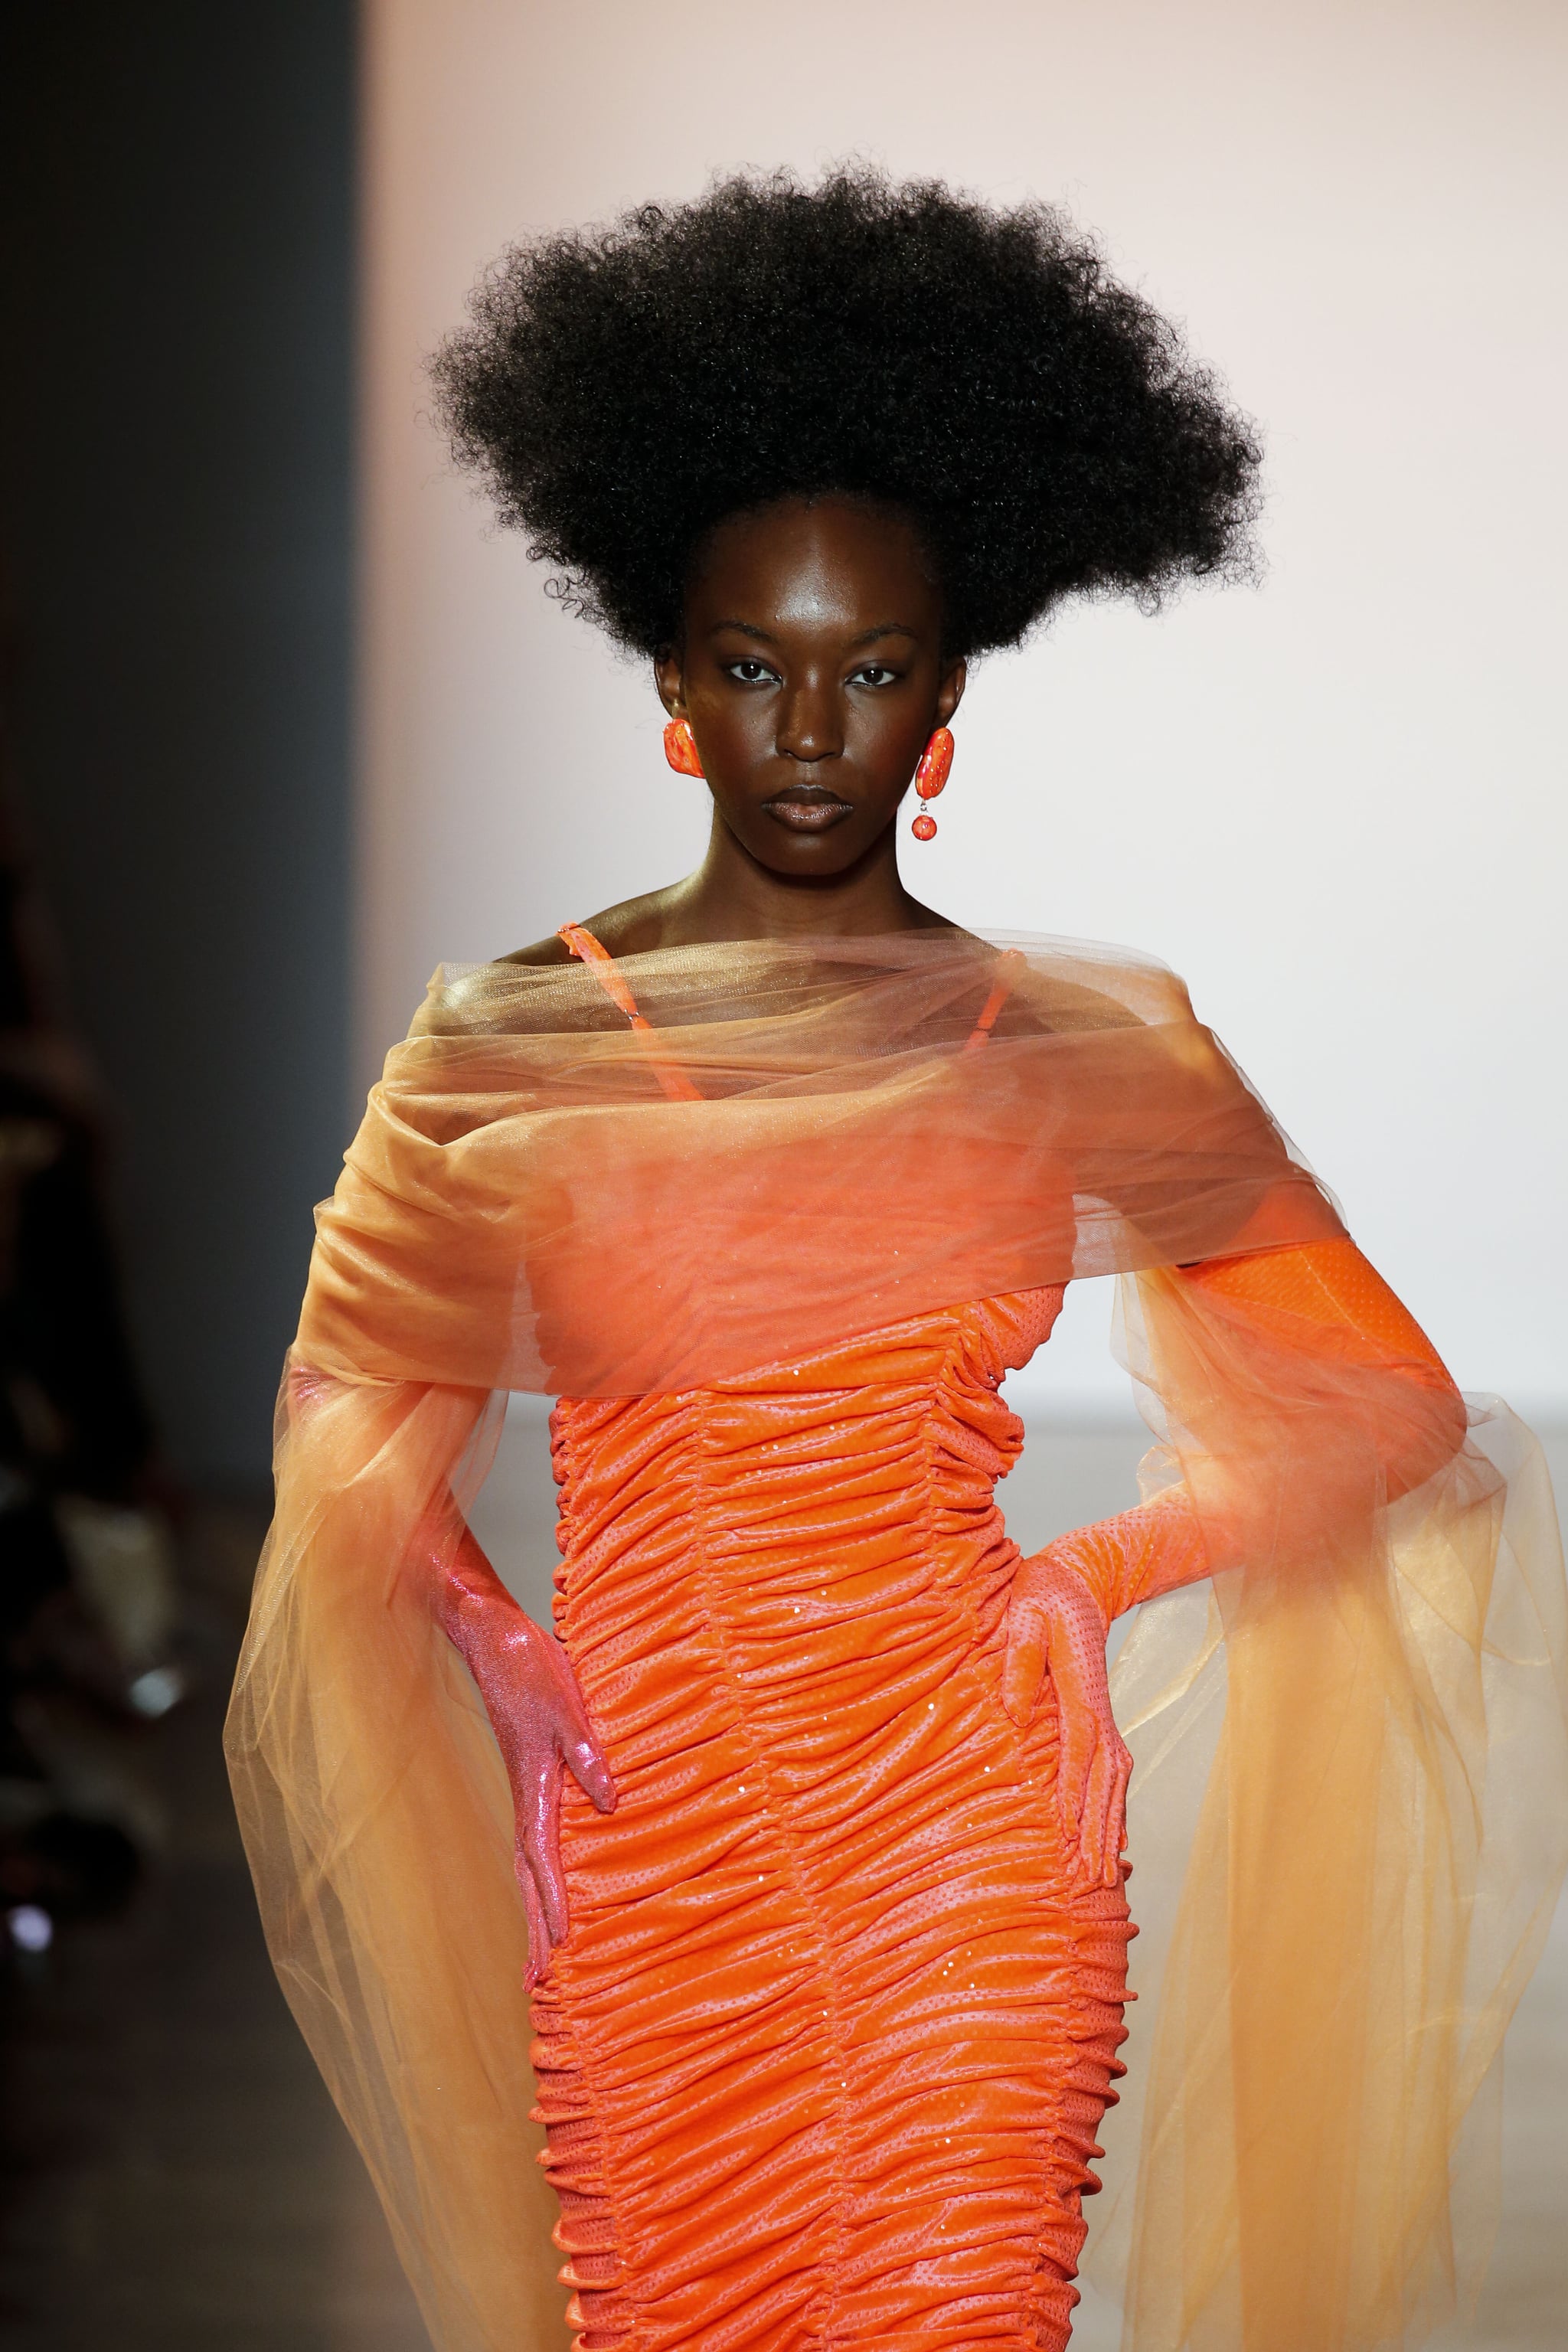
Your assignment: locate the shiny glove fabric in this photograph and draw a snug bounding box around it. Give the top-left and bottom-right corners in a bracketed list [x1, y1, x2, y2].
[1001, 1238, 1462, 1904]
[1001, 1520, 1188, 1889]
[439, 1534, 616, 1987]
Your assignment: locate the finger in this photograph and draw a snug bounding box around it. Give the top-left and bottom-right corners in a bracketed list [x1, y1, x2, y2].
[516, 1842, 550, 1991]
[1080, 1732, 1112, 1880]
[1055, 1707, 1097, 1849]
[1096, 1723, 1123, 1877]
[1096, 1733, 1121, 1880]
[564, 1731, 617, 1815]
[1107, 1742, 1134, 1888]
[521, 1760, 569, 1945]
[1002, 1606, 1047, 1728]
[537, 1766, 569, 1939]
[540, 1638, 619, 1811]
[1052, 1664, 1098, 1839]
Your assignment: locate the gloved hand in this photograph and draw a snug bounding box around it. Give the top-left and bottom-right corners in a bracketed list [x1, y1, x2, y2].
[438, 1534, 616, 1988]
[1002, 1547, 1131, 1890]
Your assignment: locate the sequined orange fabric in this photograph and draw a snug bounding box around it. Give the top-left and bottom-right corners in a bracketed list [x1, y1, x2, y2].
[534, 1285, 1132, 2352]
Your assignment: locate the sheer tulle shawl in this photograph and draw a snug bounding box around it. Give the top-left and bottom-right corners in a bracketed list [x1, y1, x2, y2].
[224, 933, 1567, 2352]
[296, 932, 1338, 1395]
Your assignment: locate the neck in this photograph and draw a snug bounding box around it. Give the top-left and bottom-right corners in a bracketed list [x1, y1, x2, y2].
[658, 809, 950, 947]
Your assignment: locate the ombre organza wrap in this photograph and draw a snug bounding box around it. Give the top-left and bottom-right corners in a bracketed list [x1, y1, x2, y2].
[225, 933, 1568, 2352]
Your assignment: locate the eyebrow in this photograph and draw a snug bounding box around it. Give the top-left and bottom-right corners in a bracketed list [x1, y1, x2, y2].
[706, 619, 920, 647]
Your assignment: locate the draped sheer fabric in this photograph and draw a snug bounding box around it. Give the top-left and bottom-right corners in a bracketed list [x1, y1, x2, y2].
[296, 933, 1339, 1398]
[225, 932, 1567, 2352]
[1093, 1277, 1566, 2350]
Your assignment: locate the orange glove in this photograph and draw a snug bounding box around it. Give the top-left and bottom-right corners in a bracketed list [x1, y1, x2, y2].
[1002, 1545, 1135, 1889]
[1002, 1237, 1463, 1888]
[438, 1533, 616, 1988]
[1177, 1235, 1465, 1504]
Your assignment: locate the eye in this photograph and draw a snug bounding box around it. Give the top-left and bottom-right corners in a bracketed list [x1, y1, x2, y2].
[847, 663, 901, 688]
[724, 658, 779, 685]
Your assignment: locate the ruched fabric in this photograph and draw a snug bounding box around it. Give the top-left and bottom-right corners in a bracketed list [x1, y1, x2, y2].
[535, 1288, 1125, 2352]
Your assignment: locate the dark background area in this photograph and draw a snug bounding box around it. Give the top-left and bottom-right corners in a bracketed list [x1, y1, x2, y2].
[0, 12, 426, 2347]
[0, 0, 354, 1486]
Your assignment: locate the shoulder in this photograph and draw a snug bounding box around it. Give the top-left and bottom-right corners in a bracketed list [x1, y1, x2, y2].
[1008, 974, 1145, 1036]
[988, 964, 1147, 1042]
[501, 885, 687, 967]
[985, 935, 1194, 1039]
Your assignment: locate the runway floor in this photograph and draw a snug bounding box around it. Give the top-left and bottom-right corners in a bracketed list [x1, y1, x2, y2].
[4, 1417, 1563, 2349]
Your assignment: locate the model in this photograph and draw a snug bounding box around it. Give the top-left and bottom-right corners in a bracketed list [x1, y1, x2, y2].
[227, 170, 1568, 2352]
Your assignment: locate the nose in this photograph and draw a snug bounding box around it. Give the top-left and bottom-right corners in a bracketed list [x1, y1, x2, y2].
[775, 675, 843, 766]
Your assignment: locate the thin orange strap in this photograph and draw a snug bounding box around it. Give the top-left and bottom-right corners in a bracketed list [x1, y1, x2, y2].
[561, 925, 1014, 1080]
[557, 923, 702, 1103]
[964, 949, 1025, 1052]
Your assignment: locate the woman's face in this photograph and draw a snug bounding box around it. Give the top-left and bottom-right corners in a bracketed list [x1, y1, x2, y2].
[655, 496, 965, 878]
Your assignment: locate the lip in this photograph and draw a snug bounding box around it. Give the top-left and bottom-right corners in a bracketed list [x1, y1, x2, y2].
[763, 790, 856, 831]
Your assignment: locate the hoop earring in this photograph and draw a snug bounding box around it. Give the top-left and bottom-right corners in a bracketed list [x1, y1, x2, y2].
[910, 727, 953, 841]
[663, 717, 704, 778]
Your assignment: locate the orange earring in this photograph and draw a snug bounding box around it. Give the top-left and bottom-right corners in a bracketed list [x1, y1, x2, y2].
[910, 727, 954, 841]
[663, 717, 704, 778]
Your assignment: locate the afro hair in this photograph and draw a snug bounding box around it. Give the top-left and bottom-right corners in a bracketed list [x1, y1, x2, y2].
[431, 166, 1261, 658]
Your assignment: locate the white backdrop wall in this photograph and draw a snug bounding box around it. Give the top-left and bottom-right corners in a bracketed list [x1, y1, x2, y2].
[359, 0, 1567, 1413]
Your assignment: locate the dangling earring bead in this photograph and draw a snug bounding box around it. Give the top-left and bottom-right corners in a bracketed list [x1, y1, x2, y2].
[663, 717, 704, 777]
[910, 726, 954, 841]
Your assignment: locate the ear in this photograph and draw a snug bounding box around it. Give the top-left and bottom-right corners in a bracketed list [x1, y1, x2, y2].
[653, 646, 686, 718]
[935, 656, 967, 728]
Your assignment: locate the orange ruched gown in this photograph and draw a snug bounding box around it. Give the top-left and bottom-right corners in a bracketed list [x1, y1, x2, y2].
[534, 1283, 1129, 2352]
